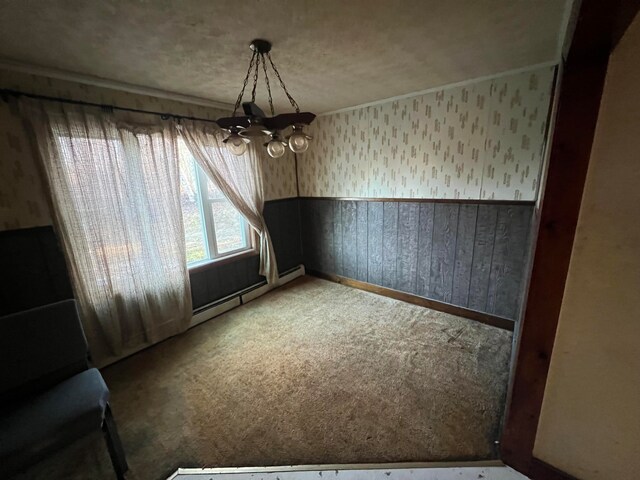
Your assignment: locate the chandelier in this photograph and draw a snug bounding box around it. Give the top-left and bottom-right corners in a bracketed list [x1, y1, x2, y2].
[217, 39, 316, 158]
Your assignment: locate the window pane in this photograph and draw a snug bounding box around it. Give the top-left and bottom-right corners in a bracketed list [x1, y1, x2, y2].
[211, 201, 247, 254]
[178, 143, 207, 264]
[207, 178, 225, 200]
[177, 139, 249, 262]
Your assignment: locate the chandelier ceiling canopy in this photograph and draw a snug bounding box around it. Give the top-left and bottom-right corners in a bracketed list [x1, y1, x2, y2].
[218, 39, 315, 157]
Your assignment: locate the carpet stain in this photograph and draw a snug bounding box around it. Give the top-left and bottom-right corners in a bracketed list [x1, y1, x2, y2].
[12, 276, 512, 480]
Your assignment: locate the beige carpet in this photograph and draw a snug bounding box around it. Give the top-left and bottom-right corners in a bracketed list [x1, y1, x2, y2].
[13, 276, 513, 480]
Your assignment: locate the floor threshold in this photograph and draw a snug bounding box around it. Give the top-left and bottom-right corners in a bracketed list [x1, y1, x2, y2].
[169, 461, 529, 479]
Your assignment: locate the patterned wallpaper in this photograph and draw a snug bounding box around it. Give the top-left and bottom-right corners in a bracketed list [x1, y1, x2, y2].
[299, 66, 555, 200]
[0, 66, 552, 230]
[0, 94, 50, 230]
[261, 150, 298, 200]
[0, 69, 297, 230]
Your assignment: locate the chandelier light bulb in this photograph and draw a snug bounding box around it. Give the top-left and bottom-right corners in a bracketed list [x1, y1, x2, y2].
[224, 132, 249, 156]
[218, 40, 316, 158]
[266, 137, 286, 158]
[288, 126, 311, 153]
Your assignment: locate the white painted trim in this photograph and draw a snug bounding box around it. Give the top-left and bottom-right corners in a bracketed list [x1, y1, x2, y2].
[168, 461, 530, 479]
[192, 266, 304, 326]
[190, 297, 241, 328]
[169, 466, 526, 480]
[319, 61, 559, 116]
[0, 58, 233, 111]
[191, 265, 304, 328]
[241, 265, 305, 304]
[171, 460, 504, 476]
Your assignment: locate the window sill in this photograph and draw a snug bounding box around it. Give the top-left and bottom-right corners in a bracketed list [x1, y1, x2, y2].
[188, 249, 258, 274]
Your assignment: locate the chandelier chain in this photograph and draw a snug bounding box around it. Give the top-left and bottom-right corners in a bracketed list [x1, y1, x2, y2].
[260, 53, 275, 116]
[250, 52, 261, 104]
[233, 50, 257, 116]
[267, 52, 300, 113]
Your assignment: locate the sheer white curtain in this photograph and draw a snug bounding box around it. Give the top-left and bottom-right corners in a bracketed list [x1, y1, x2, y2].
[178, 120, 279, 284]
[21, 100, 192, 365]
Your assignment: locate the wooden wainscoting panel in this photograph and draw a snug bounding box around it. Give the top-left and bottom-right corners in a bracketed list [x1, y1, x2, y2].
[0, 226, 73, 316]
[366, 201, 384, 285]
[381, 202, 399, 289]
[333, 200, 344, 276]
[308, 270, 514, 331]
[487, 205, 533, 319]
[191, 198, 303, 309]
[452, 204, 478, 306]
[342, 200, 358, 280]
[468, 205, 499, 312]
[356, 201, 369, 282]
[397, 202, 420, 294]
[416, 203, 435, 298]
[429, 203, 459, 303]
[301, 198, 534, 321]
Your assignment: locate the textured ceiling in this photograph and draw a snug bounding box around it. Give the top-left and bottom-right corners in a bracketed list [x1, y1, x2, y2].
[0, 0, 569, 113]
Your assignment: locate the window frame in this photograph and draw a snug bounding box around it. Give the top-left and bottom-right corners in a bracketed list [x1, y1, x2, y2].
[186, 160, 255, 270]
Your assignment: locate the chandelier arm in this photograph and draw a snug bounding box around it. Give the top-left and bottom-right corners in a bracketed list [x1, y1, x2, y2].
[233, 50, 257, 116]
[250, 51, 261, 104]
[260, 53, 275, 116]
[266, 52, 300, 113]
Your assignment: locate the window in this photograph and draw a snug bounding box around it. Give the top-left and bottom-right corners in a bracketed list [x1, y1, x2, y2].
[178, 140, 252, 266]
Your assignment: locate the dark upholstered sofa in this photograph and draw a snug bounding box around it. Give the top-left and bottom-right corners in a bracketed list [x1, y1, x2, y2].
[0, 299, 128, 479]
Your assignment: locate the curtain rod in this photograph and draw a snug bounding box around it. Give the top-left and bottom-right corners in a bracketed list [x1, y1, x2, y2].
[0, 88, 221, 125]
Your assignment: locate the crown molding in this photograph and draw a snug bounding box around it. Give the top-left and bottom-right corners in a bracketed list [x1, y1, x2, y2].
[0, 58, 233, 111]
[0, 57, 561, 117]
[319, 60, 559, 116]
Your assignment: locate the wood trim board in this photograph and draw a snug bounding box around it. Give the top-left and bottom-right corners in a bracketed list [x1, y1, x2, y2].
[307, 270, 514, 331]
[263, 196, 299, 204]
[298, 196, 535, 206]
[500, 1, 640, 479]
